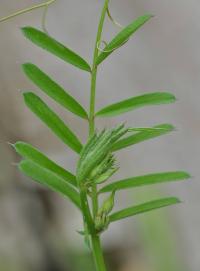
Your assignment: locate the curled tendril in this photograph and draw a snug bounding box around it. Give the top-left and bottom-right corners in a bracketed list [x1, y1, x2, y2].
[97, 4, 130, 53]
[97, 38, 129, 53]
[0, 0, 56, 31]
[96, 40, 108, 52]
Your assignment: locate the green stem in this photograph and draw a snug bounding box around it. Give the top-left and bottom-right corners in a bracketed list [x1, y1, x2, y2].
[0, 0, 56, 23]
[88, 1, 109, 271]
[89, 0, 109, 217]
[91, 234, 107, 271]
[80, 189, 94, 234]
[89, 0, 109, 137]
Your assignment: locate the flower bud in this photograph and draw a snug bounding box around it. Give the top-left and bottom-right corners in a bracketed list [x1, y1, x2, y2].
[94, 191, 116, 233]
[95, 213, 110, 233]
[76, 125, 128, 185]
[99, 190, 115, 215]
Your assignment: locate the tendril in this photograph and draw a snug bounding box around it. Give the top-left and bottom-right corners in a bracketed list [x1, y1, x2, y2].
[42, 4, 49, 35]
[0, 0, 57, 33]
[96, 40, 108, 52]
[106, 7, 123, 29]
[97, 3, 130, 53]
[97, 37, 129, 53]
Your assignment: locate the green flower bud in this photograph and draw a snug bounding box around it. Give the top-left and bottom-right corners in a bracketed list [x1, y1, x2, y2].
[99, 190, 115, 215]
[95, 167, 119, 184]
[94, 191, 116, 233]
[89, 153, 115, 180]
[77, 130, 112, 183]
[76, 125, 128, 184]
[95, 213, 110, 233]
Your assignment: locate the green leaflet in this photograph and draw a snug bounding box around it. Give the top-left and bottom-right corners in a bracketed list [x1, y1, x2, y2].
[128, 127, 172, 132]
[22, 63, 88, 119]
[22, 27, 91, 72]
[96, 14, 153, 65]
[109, 197, 180, 222]
[14, 141, 77, 187]
[24, 92, 82, 153]
[19, 160, 81, 209]
[112, 124, 175, 151]
[100, 171, 190, 193]
[96, 92, 176, 117]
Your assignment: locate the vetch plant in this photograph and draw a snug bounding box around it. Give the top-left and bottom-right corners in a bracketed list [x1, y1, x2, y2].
[1, 1, 190, 271]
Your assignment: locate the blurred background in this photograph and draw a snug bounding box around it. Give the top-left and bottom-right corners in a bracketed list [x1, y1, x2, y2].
[0, 0, 199, 270]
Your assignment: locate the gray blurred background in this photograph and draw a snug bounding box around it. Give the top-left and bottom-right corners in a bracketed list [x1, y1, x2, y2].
[0, 0, 199, 270]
